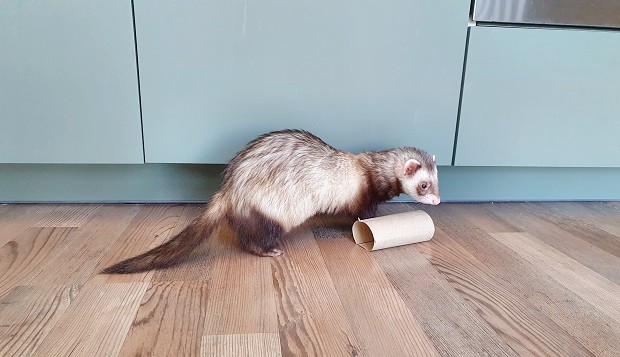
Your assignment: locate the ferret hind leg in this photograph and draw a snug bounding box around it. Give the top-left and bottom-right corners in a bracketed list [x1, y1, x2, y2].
[227, 210, 284, 257]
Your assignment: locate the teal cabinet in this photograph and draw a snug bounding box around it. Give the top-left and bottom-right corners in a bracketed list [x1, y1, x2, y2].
[135, 0, 469, 164]
[0, 1, 143, 164]
[456, 26, 620, 167]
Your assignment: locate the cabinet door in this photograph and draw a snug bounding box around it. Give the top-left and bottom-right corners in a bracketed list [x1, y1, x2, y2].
[136, 0, 468, 164]
[456, 26, 620, 167]
[0, 1, 143, 163]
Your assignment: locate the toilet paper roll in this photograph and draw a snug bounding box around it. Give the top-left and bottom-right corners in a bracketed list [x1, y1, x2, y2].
[352, 210, 435, 251]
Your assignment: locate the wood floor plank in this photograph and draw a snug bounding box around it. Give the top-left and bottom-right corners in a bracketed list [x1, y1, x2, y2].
[34, 282, 148, 357]
[374, 247, 516, 357]
[0, 204, 54, 222]
[118, 281, 209, 356]
[0, 285, 79, 357]
[272, 226, 360, 356]
[1, 202, 619, 356]
[201, 333, 281, 357]
[367, 205, 517, 357]
[518, 202, 620, 259]
[91, 204, 188, 284]
[580, 201, 620, 226]
[0, 227, 76, 296]
[492, 232, 620, 325]
[152, 204, 212, 282]
[0, 205, 57, 247]
[416, 228, 593, 356]
[27, 205, 141, 285]
[605, 201, 620, 210]
[436, 204, 620, 356]
[311, 223, 439, 357]
[484, 203, 620, 285]
[33, 204, 101, 228]
[439, 203, 518, 233]
[577, 202, 620, 240]
[578, 202, 620, 236]
[545, 202, 620, 254]
[0, 203, 12, 215]
[202, 225, 277, 336]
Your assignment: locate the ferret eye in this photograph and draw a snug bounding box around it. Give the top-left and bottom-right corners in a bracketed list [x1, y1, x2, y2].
[421, 183, 428, 190]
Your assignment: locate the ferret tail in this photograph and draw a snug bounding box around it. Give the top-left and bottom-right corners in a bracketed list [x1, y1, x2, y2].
[101, 192, 228, 274]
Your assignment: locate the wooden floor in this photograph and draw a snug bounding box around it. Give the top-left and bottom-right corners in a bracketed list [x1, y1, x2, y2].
[1, 202, 619, 356]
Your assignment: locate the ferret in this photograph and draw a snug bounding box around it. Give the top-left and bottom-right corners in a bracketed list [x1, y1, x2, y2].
[102, 129, 440, 274]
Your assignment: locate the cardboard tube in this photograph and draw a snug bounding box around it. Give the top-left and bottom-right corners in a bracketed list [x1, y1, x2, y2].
[352, 211, 435, 251]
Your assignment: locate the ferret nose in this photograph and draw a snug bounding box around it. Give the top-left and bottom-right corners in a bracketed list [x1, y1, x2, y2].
[432, 197, 441, 205]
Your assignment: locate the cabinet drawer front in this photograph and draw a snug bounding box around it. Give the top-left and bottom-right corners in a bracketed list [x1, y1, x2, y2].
[136, 0, 468, 164]
[457, 26, 620, 167]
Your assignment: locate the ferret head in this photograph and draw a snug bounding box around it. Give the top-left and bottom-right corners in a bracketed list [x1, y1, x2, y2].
[399, 152, 441, 205]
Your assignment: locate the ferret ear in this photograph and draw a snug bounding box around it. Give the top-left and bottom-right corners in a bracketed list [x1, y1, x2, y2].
[403, 159, 421, 176]
[432, 155, 436, 162]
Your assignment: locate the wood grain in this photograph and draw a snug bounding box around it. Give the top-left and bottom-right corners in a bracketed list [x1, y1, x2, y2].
[33, 204, 100, 228]
[202, 225, 277, 335]
[437, 202, 517, 233]
[525, 202, 620, 258]
[493, 232, 620, 325]
[201, 333, 281, 357]
[34, 282, 148, 357]
[91, 204, 188, 284]
[0, 203, 11, 215]
[312, 224, 439, 357]
[0, 205, 57, 247]
[118, 281, 209, 356]
[577, 202, 620, 237]
[152, 204, 212, 282]
[272, 226, 360, 356]
[371, 240, 516, 355]
[0, 205, 55, 223]
[416, 228, 593, 356]
[0, 227, 76, 295]
[0, 284, 79, 356]
[28, 205, 140, 285]
[485, 203, 620, 285]
[435, 203, 620, 356]
[1, 203, 619, 356]
[579, 201, 620, 231]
